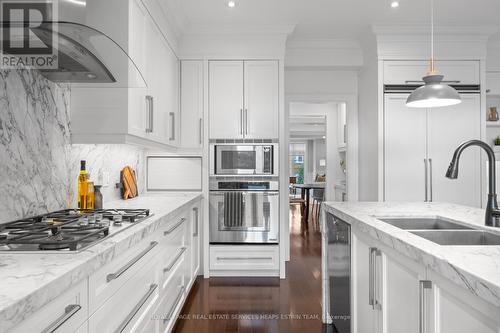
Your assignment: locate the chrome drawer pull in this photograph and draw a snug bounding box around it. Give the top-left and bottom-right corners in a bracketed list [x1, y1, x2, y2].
[115, 284, 158, 333]
[163, 247, 187, 273]
[106, 241, 158, 282]
[216, 256, 273, 260]
[163, 285, 185, 324]
[164, 218, 186, 236]
[419, 280, 432, 333]
[41, 304, 81, 333]
[193, 207, 199, 237]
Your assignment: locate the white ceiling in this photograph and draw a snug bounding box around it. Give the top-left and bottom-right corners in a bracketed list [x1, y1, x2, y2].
[164, 0, 500, 41]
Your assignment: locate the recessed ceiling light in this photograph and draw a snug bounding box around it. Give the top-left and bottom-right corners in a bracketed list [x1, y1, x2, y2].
[390, 1, 399, 8]
[227, 1, 236, 8]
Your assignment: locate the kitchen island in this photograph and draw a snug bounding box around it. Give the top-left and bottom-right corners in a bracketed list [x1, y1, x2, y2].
[0, 193, 202, 332]
[322, 202, 500, 333]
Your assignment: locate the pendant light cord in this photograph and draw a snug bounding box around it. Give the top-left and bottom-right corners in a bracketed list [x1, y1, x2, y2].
[430, 0, 435, 73]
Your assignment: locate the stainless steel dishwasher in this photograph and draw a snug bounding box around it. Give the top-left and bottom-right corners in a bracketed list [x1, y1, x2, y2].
[326, 213, 351, 333]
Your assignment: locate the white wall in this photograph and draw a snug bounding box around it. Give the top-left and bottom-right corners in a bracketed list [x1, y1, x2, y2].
[487, 42, 500, 71]
[313, 139, 326, 176]
[285, 69, 358, 95]
[357, 33, 379, 201]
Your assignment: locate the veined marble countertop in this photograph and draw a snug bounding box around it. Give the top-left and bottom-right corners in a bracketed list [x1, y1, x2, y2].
[0, 192, 202, 332]
[322, 202, 500, 309]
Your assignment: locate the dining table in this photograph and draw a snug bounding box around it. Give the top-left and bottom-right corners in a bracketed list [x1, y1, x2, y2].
[292, 182, 326, 223]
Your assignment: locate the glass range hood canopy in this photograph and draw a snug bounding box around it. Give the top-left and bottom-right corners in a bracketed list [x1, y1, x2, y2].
[0, 21, 147, 88]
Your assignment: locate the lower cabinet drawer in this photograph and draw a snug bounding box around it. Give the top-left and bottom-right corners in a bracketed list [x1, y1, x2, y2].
[88, 258, 159, 333]
[210, 245, 279, 272]
[9, 279, 88, 333]
[89, 235, 160, 313]
[154, 253, 186, 333]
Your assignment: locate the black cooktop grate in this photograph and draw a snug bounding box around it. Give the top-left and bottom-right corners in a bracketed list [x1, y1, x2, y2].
[0, 208, 150, 251]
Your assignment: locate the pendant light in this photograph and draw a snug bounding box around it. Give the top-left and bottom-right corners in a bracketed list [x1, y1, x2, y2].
[406, 0, 462, 108]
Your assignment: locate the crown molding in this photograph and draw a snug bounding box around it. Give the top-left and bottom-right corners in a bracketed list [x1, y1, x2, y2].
[181, 24, 296, 37]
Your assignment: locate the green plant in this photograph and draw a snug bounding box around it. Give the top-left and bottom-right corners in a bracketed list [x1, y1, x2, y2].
[495, 137, 500, 146]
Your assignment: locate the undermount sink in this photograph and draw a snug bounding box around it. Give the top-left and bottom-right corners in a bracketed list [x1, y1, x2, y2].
[377, 217, 473, 230]
[410, 230, 500, 246]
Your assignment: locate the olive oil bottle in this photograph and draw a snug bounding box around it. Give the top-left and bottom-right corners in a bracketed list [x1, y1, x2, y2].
[78, 160, 94, 209]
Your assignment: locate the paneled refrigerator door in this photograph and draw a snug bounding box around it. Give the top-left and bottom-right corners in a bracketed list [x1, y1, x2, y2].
[427, 94, 482, 207]
[384, 94, 428, 201]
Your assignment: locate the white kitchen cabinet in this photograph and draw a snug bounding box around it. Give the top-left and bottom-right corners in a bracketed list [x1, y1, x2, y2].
[384, 94, 428, 202]
[384, 94, 481, 206]
[349, 219, 500, 333]
[486, 72, 500, 96]
[352, 232, 381, 333]
[427, 95, 481, 206]
[209, 61, 245, 139]
[71, 0, 179, 149]
[244, 60, 279, 139]
[88, 257, 160, 333]
[353, 228, 428, 333]
[426, 268, 500, 333]
[8, 279, 88, 333]
[180, 60, 204, 149]
[209, 245, 280, 276]
[209, 60, 279, 139]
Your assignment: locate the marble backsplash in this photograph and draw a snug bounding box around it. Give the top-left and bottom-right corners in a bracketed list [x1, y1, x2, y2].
[0, 69, 145, 224]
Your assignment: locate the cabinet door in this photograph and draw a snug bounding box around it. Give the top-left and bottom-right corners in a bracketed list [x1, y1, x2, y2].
[486, 72, 500, 96]
[209, 61, 244, 139]
[427, 270, 500, 333]
[384, 94, 428, 201]
[243, 60, 279, 139]
[181, 61, 204, 149]
[383, 251, 426, 333]
[352, 233, 380, 333]
[427, 94, 481, 207]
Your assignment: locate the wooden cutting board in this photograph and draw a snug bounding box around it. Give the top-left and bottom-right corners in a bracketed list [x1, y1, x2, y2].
[121, 166, 138, 199]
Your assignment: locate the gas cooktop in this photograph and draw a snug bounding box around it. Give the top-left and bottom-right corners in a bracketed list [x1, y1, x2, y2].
[0, 208, 151, 252]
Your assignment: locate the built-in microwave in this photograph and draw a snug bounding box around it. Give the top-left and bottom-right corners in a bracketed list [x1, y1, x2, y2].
[210, 144, 278, 176]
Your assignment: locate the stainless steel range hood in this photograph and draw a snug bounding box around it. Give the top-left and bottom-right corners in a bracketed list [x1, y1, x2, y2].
[1, 21, 147, 88]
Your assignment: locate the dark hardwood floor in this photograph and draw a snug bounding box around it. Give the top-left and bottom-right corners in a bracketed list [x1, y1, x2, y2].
[172, 203, 327, 333]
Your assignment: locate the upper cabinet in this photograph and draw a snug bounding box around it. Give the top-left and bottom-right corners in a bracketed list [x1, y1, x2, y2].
[486, 72, 500, 96]
[71, 0, 179, 148]
[209, 60, 279, 140]
[180, 60, 204, 150]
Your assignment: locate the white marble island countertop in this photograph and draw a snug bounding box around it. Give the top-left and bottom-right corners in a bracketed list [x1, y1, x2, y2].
[323, 201, 500, 308]
[0, 192, 202, 332]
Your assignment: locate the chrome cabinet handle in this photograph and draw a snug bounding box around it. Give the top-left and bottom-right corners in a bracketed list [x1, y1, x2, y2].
[115, 284, 158, 333]
[145, 95, 153, 133]
[369, 247, 382, 309]
[424, 159, 428, 202]
[164, 218, 186, 236]
[169, 112, 175, 141]
[429, 158, 433, 202]
[419, 280, 432, 333]
[199, 118, 203, 145]
[163, 247, 187, 273]
[106, 241, 158, 282]
[240, 109, 243, 135]
[216, 256, 273, 260]
[193, 207, 199, 237]
[163, 285, 185, 324]
[405, 80, 460, 84]
[244, 109, 249, 135]
[41, 304, 81, 333]
[368, 247, 376, 308]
